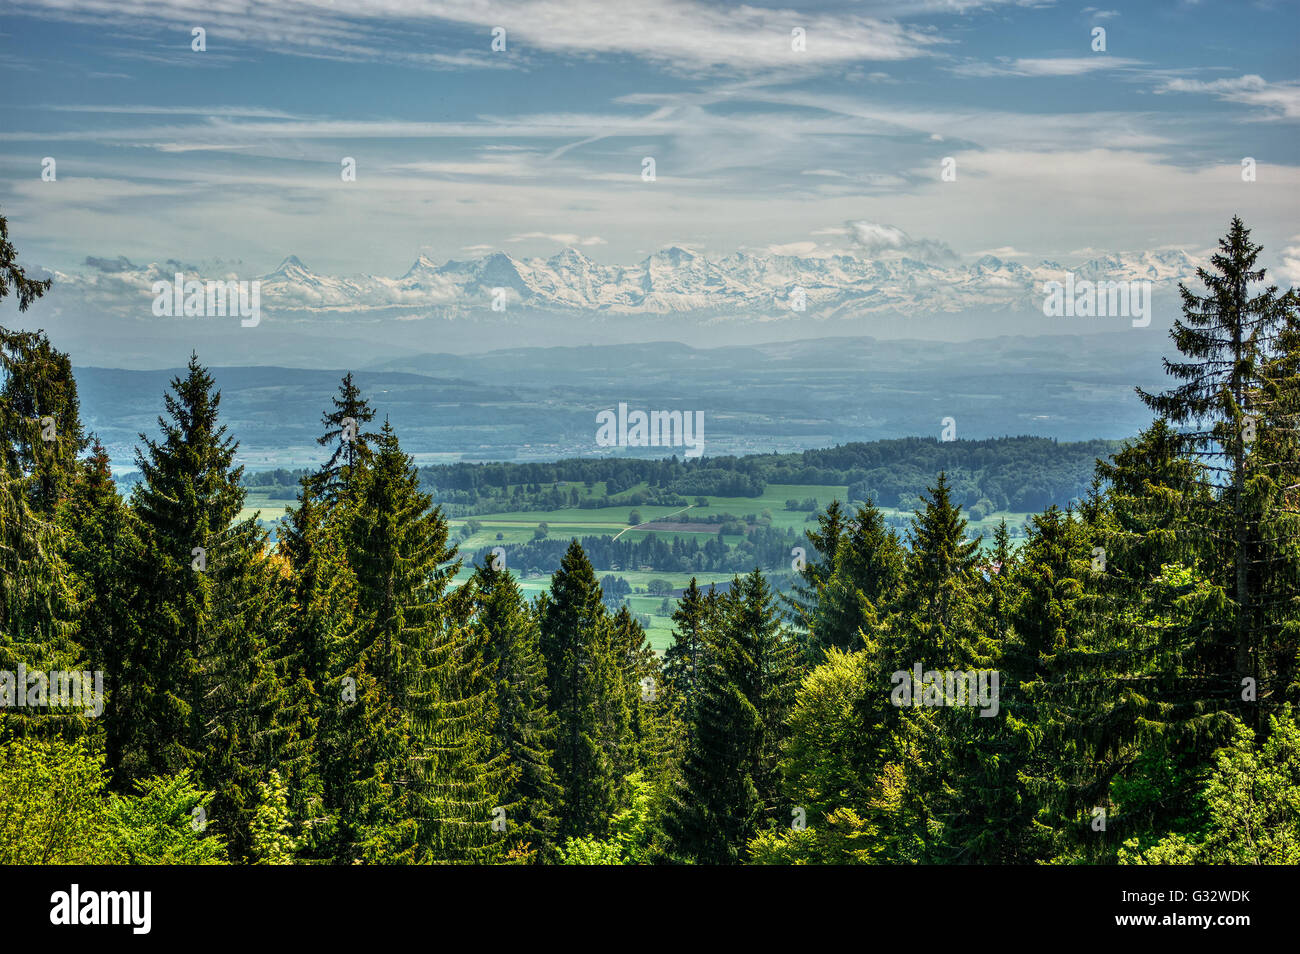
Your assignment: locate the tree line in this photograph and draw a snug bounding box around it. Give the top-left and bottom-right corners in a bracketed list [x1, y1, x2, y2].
[417, 437, 1118, 516]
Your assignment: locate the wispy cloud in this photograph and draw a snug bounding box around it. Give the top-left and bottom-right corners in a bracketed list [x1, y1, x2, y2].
[949, 56, 1144, 78]
[508, 232, 606, 246]
[4, 0, 1297, 283]
[44, 104, 306, 118]
[8, 0, 943, 72]
[1156, 74, 1300, 120]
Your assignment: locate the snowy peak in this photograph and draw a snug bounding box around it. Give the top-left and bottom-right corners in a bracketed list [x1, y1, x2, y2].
[647, 246, 696, 266]
[473, 252, 531, 294]
[241, 245, 1206, 316]
[51, 244, 1207, 320]
[268, 255, 311, 277]
[549, 247, 595, 268]
[402, 253, 439, 278]
[1071, 248, 1199, 283]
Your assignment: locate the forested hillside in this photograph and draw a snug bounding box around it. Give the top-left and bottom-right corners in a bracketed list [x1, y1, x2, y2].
[414, 436, 1118, 515]
[237, 434, 1117, 518]
[1, 217, 1298, 865]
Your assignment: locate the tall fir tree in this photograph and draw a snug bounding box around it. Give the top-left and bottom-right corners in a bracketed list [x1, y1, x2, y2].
[0, 327, 88, 514]
[0, 216, 82, 742]
[56, 442, 142, 760]
[1084, 422, 1242, 858]
[784, 499, 848, 649]
[470, 555, 561, 861]
[1137, 216, 1298, 728]
[868, 475, 994, 862]
[667, 568, 799, 863]
[334, 420, 500, 863]
[664, 577, 710, 728]
[808, 500, 904, 659]
[279, 475, 360, 860]
[537, 540, 632, 839]
[1251, 289, 1300, 711]
[123, 354, 284, 859]
[313, 373, 377, 503]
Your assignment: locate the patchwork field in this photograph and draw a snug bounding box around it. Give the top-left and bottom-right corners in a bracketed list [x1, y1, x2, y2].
[240, 480, 1034, 654]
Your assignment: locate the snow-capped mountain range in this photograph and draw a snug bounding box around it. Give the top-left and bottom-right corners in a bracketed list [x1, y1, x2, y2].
[48, 246, 1203, 320]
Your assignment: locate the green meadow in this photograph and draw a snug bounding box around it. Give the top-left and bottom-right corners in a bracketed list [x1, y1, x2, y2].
[242, 480, 1032, 654]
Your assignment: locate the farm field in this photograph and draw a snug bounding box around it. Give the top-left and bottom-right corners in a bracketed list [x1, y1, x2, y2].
[240, 489, 293, 526]
[449, 481, 1031, 551]
[241, 479, 1033, 653]
[509, 573, 744, 653]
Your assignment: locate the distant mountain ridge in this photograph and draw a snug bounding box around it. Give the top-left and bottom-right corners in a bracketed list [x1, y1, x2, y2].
[47, 245, 1202, 321]
[73, 332, 1168, 475]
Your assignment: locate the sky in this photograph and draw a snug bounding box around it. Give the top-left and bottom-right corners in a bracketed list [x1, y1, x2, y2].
[1, 0, 1298, 280]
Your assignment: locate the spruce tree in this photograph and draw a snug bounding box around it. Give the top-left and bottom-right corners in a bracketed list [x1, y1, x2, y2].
[0, 220, 81, 741]
[1137, 216, 1298, 726]
[0, 210, 51, 313]
[784, 499, 848, 646]
[610, 604, 656, 774]
[868, 475, 993, 862]
[0, 451, 82, 740]
[123, 354, 282, 858]
[314, 373, 376, 502]
[1083, 423, 1239, 858]
[57, 442, 142, 762]
[279, 476, 359, 860]
[667, 568, 798, 863]
[894, 473, 986, 664]
[984, 518, 1017, 639]
[0, 327, 88, 513]
[470, 555, 561, 861]
[664, 577, 709, 726]
[335, 420, 499, 862]
[983, 506, 1096, 862]
[538, 539, 631, 839]
[610, 602, 680, 836]
[808, 500, 904, 659]
[1252, 294, 1300, 711]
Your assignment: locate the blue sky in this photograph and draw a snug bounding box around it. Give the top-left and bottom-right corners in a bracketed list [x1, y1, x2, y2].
[2, 0, 1298, 280]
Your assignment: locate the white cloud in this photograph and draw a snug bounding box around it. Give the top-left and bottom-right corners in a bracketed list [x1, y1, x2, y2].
[44, 104, 303, 118]
[9, 0, 942, 72]
[847, 221, 957, 263]
[508, 232, 606, 246]
[733, 88, 1175, 151]
[950, 56, 1143, 78]
[1156, 75, 1300, 120]
[1278, 244, 1300, 287]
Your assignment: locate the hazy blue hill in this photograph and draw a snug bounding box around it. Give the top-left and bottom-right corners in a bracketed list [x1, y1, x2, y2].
[76, 332, 1163, 474]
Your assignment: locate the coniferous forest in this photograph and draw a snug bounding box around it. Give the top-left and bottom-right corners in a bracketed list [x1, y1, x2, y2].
[2, 214, 1297, 869]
